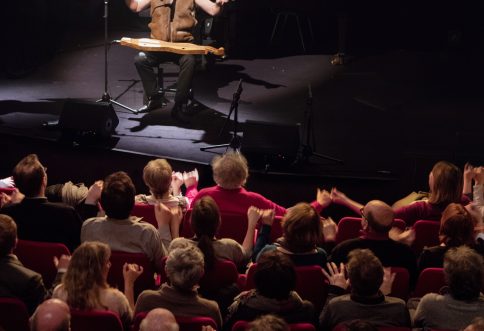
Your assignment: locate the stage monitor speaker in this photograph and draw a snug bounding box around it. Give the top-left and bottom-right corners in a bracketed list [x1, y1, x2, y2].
[242, 120, 300, 169]
[59, 100, 119, 137]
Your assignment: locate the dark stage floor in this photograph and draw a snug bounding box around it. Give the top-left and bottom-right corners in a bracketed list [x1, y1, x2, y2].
[2, 25, 484, 204]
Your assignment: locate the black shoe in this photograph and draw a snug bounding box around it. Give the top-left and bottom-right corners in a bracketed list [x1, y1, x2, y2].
[137, 95, 165, 113]
[171, 103, 191, 124]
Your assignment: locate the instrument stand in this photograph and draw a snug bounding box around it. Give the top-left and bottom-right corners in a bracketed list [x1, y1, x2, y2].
[293, 84, 343, 166]
[200, 79, 243, 152]
[97, 0, 138, 114]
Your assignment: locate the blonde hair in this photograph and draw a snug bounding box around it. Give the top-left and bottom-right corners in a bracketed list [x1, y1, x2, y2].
[211, 152, 248, 189]
[143, 159, 172, 199]
[62, 242, 110, 310]
[428, 161, 462, 206]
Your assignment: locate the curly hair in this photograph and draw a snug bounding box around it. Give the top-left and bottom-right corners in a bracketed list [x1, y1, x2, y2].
[428, 161, 463, 206]
[165, 245, 205, 292]
[439, 203, 476, 247]
[444, 246, 484, 301]
[280, 203, 323, 253]
[143, 159, 173, 199]
[62, 241, 110, 310]
[211, 152, 248, 189]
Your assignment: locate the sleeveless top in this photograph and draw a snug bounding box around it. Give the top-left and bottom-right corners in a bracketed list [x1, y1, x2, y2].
[150, 0, 197, 42]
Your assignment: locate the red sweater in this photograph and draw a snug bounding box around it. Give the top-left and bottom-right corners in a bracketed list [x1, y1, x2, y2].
[190, 185, 323, 216]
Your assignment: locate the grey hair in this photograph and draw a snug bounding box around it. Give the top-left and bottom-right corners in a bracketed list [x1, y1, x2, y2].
[165, 245, 204, 291]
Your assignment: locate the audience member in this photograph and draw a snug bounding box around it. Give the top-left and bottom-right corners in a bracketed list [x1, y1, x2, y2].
[135, 158, 198, 210]
[330, 200, 417, 285]
[171, 196, 257, 270]
[418, 203, 483, 271]
[345, 320, 378, 331]
[30, 298, 71, 331]
[319, 249, 410, 330]
[52, 241, 142, 328]
[467, 166, 484, 241]
[224, 251, 315, 331]
[464, 317, 484, 331]
[412, 246, 484, 329]
[0, 214, 47, 314]
[332, 161, 469, 226]
[253, 202, 327, 267]
[81, 171, 166, 272]
[246, 314, 290, 331]
[191, 151, 331, 216]
[135, 245, 222, 328]
[139, 308, 179, 331]
[0, 154, 101, 251]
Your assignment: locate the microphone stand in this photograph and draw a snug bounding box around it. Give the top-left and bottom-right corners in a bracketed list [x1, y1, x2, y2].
[293, 84, 343, 165]
[97, 0, 138, 113]
[200, 79, 243, 152]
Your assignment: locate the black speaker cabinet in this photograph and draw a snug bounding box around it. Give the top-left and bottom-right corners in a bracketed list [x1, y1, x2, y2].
[242, 120, 300, 169]
[59, 100, 119, 137]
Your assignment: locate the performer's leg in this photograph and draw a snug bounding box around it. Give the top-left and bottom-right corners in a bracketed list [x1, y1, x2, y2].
[171, 54, 196, 123]
[134, 51, 158, 98]
[134, 51, 169, 112]
[174, 54, 196, 104]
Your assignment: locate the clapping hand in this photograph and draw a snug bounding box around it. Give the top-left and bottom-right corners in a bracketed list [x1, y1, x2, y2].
[322, 262, 349, 290]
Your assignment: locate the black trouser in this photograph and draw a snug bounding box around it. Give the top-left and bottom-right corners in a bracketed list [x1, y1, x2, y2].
[134, 51, 196, 104]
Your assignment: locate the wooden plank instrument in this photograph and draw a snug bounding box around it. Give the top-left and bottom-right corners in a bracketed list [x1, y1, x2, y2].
[118, 37, 225, 56]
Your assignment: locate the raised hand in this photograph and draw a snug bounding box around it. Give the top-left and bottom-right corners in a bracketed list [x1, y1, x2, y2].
[123, 263, 144, 284]
[85, 180, 103, 205]
[317, 188, 332, 208]
[53, 254, 71, 271]
[380, 267, 396, 295]
[247, 206, 262, 228]
[322, 262, 349, 290]
[171, 171, 184, 195]
[322, 217, 338, 242]
[183, 169, 199, 188]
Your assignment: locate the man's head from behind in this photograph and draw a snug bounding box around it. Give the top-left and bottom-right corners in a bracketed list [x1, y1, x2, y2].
[140, 308, 179, 331]
[347, 249, 384, 296]
[0, 214, 17, 257]
[13, 154, 47, 198]
[101, 171, 135, 219]
[254, 251, 297, 300]
[444, 246, 484, 301]
[361, 200, 394, 234]
[31, 298, 70, 331]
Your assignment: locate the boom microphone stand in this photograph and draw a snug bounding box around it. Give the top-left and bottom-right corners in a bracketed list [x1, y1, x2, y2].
[293, 84, 343, 165]
[200, 79, 243, 152]
[97, 0, 138, 113]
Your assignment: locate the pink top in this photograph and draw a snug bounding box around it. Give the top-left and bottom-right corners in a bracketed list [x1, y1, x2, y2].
[190, 185, 323, 216]
[394, 195, 470, 226]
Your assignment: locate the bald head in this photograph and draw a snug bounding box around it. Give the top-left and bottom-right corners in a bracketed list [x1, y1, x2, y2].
[362, 200, 394, 233]
[140, 308, 179, 331]
[31, 299, 70, 331]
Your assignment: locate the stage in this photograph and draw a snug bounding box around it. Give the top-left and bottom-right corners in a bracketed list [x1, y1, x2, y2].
[1, 17, 484, 206]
